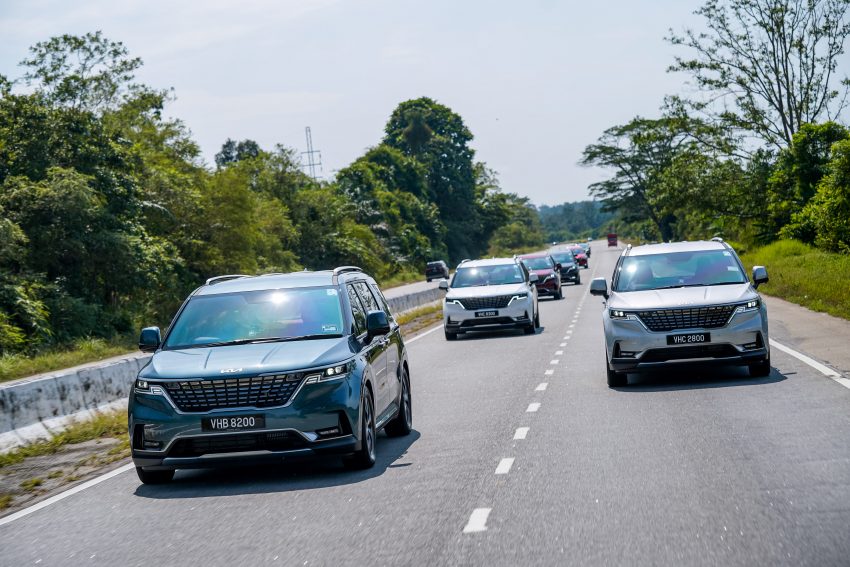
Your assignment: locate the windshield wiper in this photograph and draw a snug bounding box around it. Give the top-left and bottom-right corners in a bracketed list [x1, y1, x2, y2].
[194, 334, 343, 348]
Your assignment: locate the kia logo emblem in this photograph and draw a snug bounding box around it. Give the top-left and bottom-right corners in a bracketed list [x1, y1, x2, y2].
[220, 368, 242, 374]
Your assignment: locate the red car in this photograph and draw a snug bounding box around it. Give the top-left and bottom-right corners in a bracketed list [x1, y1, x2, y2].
[568, 246, 588, 269]
[518, 253, 563, 300]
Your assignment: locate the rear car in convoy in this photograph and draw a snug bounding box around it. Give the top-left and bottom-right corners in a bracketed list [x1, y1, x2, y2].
[518, 253, 563, 299]
[568, 245, 589, 268]
[129, 267, 412, 483]
[440, 258, 539, 340]
[550, 250, 581, 285]
[425, 260, 449, 281]
[590, 240, 771, 387]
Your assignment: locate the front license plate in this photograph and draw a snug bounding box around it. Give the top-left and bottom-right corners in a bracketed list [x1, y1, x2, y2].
[475, 310, 498, 318]
[666, 333, 710, 345]
[202, 415, 265, 432]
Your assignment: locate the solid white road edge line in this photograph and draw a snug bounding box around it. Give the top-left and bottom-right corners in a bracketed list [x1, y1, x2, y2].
[495, 458, 515, 475]
[463, 508, 492, 533]
[770, 338, 850, 389]
[0, 462, 135, 527]
[514, 427, 529, 440]
[405, 323, 443, 344]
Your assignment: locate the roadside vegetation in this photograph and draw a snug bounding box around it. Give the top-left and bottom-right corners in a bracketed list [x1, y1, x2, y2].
[0, 336, 136, 384]
[738, 240, 850, 321]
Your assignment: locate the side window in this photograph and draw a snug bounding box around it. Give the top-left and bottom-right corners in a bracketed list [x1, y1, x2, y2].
[346, 285, 366, 335]
[353, 282, 380, 314]
[369, 283, 396, 323]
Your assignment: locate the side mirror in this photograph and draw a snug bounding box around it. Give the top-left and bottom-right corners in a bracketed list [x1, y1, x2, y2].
[139, 326, 162, 353]
[529, 273, 539, 284]
[589, 277, 609, 299]
[366, 310, 390, 340]
[438, 279, 449, 291]
[752, 266, 769, 288]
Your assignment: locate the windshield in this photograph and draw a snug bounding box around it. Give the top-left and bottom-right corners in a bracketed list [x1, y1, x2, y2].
[452, 264, 525, 288]
[521, 257, 554, 270]
[165, 287, 344, 349]
[614, 250, 748, 292]
[570, 247, 585, 256]
[550, 252, 575, 265]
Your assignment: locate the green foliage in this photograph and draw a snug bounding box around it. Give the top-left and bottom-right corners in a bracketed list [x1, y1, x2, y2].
[538, 201, 614, 242]
[740, 240, 850, 320]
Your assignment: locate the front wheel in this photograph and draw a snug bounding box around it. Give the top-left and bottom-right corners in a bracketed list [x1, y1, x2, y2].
[345, 389, 377, 470]
[575, 274, 581, 285]
[749, 355, 771, 377]
[445, 329, 458, 341]
[385, 370, 412, 437]
[555, 286, 563, 300]
[136, 467, 174, 485]
[606, 356, 627, 388]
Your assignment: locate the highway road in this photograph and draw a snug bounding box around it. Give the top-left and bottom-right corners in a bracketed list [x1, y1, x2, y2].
[2, 244, 850, 566]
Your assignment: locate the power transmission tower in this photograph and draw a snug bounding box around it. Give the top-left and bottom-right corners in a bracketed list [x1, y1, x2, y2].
[301, 127, 322, 180]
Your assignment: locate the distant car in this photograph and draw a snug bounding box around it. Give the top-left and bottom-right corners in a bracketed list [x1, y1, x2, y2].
[590, 240, 771, 387]
[568, 245, 588, 268]
[425, 260, 449, 282]
[518, 253, 563, 299]
[440, 258, 539, 339]
[579, 242, 591, 258]
[549, 250, 581, 285]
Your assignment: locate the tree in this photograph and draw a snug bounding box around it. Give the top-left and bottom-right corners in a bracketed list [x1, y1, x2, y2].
[215, 138, 262, 168]
[668, 0, 850, 150]
[581, 117, 696, 241]
[20, 31, 143, 112]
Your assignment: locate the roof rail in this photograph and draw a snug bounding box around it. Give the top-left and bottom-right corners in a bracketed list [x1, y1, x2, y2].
[711, 237, 724, 243]
[333, 266, 362, 276]
[205, 274, 250, 286]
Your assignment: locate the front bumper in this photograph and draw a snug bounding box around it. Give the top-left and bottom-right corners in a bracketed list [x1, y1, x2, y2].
[535, 278, 559, 295]
[129, 375, 361, 470]
[444, 297, 533, 332]
[603, 307, 770, 372]
[559, 268, 579, 282]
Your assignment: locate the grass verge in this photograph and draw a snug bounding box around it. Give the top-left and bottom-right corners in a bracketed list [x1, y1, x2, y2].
[0, 411, 128, 469]
[397, 303, 443, 337]
[737, 239, 850, 321]
[0, 336, 137, 384]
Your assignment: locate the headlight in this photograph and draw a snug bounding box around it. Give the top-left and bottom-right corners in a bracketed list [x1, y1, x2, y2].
[609, 309, 636, 320]
[305, 361, 355, 384]
[508, 293, 529, 305]
[736, 299, 760, 313]
[134, 379, 164, 395]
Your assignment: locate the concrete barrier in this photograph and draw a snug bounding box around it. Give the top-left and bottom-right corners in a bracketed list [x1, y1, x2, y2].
[0, 286, 443, 451]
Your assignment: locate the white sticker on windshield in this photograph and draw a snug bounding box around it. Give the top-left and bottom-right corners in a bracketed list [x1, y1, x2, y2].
[727, 266, 738, 271]
[722, 251, 731, 256]
[322, 324, 338, 332]
[326, 289, 338, 296]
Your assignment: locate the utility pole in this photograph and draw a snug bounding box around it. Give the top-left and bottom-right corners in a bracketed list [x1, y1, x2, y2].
[301, 127, 322, 180]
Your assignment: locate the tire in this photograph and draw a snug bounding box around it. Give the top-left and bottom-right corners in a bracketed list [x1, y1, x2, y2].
[749, 355, 771, 377]
[136, 467, 174, 485]
[427, 278, 431, 282]
[534, 309, 540, 328]
[555, 286, 563, 300]
[345, 388, 377, 470]
[445, 329, 458, 341]
[385, 369, 412, 437]
[575, 274, 581, 285]
[606, 357, 627, 388]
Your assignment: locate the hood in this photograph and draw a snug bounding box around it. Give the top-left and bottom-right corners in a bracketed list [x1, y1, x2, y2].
[609, 283, 756, 310]
[446, 282, 529, 300]
[140, 337, 355, 380]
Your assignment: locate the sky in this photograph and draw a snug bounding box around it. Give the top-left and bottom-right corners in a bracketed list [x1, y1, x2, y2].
[0, 0, 707, 205]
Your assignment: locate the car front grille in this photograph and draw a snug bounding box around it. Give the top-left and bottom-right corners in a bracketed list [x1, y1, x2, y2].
[636, 305, 736, 332]
[460, 295, 514, 310]
[167, 431, 308, 458]
[163, 374, 303, 412]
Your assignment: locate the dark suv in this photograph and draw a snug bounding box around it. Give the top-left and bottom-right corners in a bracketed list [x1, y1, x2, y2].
[129, 267, 412, 484]
[425, 260, 449, 282]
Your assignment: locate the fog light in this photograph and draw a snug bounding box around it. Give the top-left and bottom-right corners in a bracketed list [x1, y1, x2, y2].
[619, 351, 637, 358]
[143, 440, 162, 449]
[316, 426, 341, 438]
[743, 342, 759, 350]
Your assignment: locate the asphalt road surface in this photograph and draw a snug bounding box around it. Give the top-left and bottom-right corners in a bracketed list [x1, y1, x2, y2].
[2, 245, 850, 566]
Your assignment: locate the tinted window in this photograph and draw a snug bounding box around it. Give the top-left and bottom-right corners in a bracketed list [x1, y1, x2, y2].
[614, 250, 747, 292]
[353, 281, 381, 313]
[551, 252, 575, 265]
[452, 264, 525, 288]
[369, 283, 396, 323]
[165, 287, 344, 349]
[521, 257, 554, 270]
[346, 285, 367, 335]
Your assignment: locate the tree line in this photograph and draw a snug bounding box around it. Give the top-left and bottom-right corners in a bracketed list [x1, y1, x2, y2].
[0, 32, 547, 354]
[582, 0, 850, 252]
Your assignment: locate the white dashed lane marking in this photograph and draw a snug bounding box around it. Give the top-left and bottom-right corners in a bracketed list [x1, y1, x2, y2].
[527, 403, 541, 412]
[544, 369, 554, 376]
[495, 458, 515, 475]
[463, 508, 492, 533]
[514, 427, 529, 440]
[536, 382, 548, 391]
[555, 350, 563, 355]
[559, 342, 567, 347]
[550, 359, 559, 365]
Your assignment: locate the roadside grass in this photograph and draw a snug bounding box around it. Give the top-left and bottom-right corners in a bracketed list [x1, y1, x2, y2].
[380, 268, 424, 290]
[0, 494, 12, 510]
[397, 303, 443, 337]
[0, 336, 136, 384]
[0, 411, 128, 469]
[737, 240, 850, 321]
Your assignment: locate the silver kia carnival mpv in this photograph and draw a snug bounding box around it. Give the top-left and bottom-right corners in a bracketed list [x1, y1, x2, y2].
[590, 240, 771, 387]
